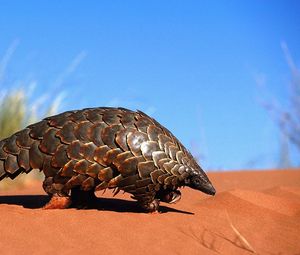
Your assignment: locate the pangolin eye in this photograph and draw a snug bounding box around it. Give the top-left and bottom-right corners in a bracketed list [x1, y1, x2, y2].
[193, 178, 201, 185]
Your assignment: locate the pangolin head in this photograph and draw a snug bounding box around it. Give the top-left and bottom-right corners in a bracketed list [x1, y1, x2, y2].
[183, 157, 216, 196]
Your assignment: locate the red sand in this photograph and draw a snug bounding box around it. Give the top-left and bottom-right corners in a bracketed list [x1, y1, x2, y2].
[0, 169, 300, 255]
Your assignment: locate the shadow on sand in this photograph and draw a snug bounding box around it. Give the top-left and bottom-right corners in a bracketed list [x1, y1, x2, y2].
[0, 195, 194, 215]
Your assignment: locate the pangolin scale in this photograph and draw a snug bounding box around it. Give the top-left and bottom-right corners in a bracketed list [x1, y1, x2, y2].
[0, 107, 215, 212]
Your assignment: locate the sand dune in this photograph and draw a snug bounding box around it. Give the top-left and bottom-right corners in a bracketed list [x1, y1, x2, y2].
[0, 169, 299, 255]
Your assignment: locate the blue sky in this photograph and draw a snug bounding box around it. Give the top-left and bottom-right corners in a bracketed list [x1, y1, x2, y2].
[0, 1, 299, 170]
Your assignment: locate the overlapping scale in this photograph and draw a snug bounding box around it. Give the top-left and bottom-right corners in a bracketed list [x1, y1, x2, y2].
[152, 151, 168, 168]
[113, 151, 133, 169]
[119, 111, 136, 128]
[115, 127, 135, 151]
[147, 125, 162, 141]
[56, 121, 77, 144]
[168, 145, 178, 160]
[29, 141, 44, 169]
[86, 163, 103, 178]
[87, 122, 107, 146]
[119, 155, 144, 177]
[80, 142, 97, 162]
[43, 156, 59, 177]
[150, 169, 165, 184]
[16, 129, 33, 149]
[28, 121, 49, 139]
[127, 130, 148, 156]
[137, 161, 157, 178]
[93, 145, 110, 166]
[3, 135, 20, 155]
[5, 154, 19, 174]
[47, 111, 74, 128]
[157, 173, 170, 184]
[67, 141, 83, 160]
[17, 149, 30, 172]
[81, 177, 95, 191]
[158, 134, 172, 151]
[101, 124, 122, 148]
[51, 144, 69, 168]
[135, 116, 153, 133]
[102, 110, 121, 125]
[108, 174, 123, 188]
[60, 160, 76, 177]
[98, 167, 114, 181]
[0, 140, 7, 160]
[140, 141, 160, 160]
[103, 148, 123, 165]
[84, 109, 103, 123]
[74, 159, 91, 175]
[74, 121, 93, 142]
[0, 161, 5, 180]
[69, 111, 88, 123]
[39, 128, 60, 155]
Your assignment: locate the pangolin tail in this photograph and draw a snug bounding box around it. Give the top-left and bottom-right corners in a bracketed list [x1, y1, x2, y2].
[0, 128, 36, 181]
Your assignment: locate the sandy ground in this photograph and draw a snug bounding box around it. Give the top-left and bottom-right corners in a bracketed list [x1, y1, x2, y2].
[0, 169, 300, 255]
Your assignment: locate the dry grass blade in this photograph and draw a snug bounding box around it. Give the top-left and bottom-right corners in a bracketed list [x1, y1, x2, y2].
[226, 210, 256, 254]
[258, 42, 300, 167]
[179, 226, 220, 254]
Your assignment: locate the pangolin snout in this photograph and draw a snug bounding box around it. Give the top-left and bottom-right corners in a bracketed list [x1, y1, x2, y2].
[188, 173, 216, 196]
[199, 182, 216, 196]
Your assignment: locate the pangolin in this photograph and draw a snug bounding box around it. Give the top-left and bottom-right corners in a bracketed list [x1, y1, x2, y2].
[0, 107, 215, 212]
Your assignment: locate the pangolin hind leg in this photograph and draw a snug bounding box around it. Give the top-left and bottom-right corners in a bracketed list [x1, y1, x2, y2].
[43, 195, 72, 209]
[70, 186, 97, 209]
[42, 176, 97, 209]
[42, 177, 71, 209]
[43, 188, 97, 209]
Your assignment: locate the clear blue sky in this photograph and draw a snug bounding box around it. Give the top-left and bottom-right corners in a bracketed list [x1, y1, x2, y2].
[0, 1, 299, 170]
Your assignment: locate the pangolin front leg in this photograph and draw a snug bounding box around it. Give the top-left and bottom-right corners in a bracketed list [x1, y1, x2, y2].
[136, 195, 160, 213]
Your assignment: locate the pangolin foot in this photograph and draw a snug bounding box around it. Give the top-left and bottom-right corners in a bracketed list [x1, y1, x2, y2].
[70, 187, 97, 209]
[140, 199, 160, 213]
[158, 190, 182, 204]
[43, 195, 72, 209]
